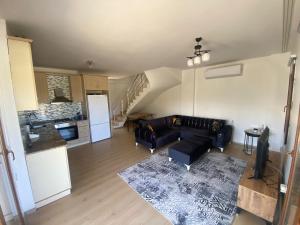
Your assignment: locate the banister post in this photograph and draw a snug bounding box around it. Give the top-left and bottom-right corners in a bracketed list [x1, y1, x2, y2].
[121, 100, 124, 116]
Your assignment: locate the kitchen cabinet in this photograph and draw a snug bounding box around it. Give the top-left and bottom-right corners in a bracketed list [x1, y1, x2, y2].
[82, 75, 108, 91]
[34, 72, 49, 104]
[70, 75, 84, 102]
[26, 145, 71, 208]
[8, 37, 38, 111]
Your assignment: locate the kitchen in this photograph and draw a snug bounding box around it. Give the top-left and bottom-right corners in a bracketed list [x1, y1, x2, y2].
[2, 35, 112, 215]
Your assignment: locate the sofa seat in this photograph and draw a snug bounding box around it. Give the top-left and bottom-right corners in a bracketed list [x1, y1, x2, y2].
[156, 128, 180, 147]
[180, 127, 209, 139]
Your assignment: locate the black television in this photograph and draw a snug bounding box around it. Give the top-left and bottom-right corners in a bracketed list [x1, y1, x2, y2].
[253, 127, 270, 179]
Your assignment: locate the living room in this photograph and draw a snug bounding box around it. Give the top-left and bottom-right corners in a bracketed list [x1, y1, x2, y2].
[0, 1, 300, 225]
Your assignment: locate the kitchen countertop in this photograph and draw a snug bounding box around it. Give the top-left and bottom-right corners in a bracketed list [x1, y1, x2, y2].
[24, 123, 66, 154]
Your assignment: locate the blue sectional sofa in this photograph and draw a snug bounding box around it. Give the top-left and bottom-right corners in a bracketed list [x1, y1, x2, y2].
[134, 115, 233, 154]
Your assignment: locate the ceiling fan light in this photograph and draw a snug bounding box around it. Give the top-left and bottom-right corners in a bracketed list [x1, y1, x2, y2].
[202, 52, 210, 62]
[187, 58, 194, 67]
[193, 56, 201, 65]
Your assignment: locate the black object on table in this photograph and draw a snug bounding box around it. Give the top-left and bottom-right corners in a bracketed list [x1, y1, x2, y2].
[243, 128, 262, 155]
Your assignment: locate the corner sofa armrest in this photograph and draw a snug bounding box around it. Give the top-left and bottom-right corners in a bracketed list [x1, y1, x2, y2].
[135, 126, 156, 143]
[213, 125, 233, 148]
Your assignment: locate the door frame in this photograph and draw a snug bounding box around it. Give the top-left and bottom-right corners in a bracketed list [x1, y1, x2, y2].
[0, 120, 25, 225]
[279, 106, 300, 224]
[284, 55, 297, 144]
[0, 205, 6, 225]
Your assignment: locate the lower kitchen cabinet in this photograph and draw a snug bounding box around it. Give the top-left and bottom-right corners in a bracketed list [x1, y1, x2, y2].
[26, 145, 71, 208]
[67, 120, 91, 148]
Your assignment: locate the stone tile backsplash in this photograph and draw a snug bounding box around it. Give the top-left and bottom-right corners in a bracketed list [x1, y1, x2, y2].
[18, 74, 83, 125]
[47, 75, 71, 100]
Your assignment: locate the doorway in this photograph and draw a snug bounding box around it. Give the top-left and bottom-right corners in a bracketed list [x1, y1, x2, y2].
[0, 121, 24, 225]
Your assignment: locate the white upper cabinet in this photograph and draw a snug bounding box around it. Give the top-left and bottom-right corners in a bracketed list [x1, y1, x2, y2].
[8, 37, 38, 111]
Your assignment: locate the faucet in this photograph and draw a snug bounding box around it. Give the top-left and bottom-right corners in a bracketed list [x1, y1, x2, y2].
[26, 112, 38, 129]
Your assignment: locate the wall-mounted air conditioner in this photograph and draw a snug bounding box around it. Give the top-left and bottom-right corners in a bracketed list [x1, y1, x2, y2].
[204, 64, 243, 79]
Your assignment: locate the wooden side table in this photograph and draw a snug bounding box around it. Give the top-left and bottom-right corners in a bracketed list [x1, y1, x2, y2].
[243, 128, 262, 155]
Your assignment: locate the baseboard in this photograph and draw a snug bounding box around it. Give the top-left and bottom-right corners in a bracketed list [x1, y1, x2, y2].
[67, 141, 90, 149]
[35, 189, 71, 208]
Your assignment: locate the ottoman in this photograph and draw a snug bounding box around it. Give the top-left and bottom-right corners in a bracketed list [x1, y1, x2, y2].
[168, 137, 211, 171]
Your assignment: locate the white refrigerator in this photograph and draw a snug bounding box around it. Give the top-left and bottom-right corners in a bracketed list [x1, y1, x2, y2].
[87, 94, 111, 142]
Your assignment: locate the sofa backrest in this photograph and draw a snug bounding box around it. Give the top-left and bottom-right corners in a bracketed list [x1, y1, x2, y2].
[139, 116, 174, 131]
[139, 115, 226, 134]
[178, 115, 225, 133]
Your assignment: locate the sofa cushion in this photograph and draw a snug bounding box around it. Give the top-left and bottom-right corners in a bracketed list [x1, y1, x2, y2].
[168, 141, 199, 165]
[156, 128, 177, 137]
[156, 129, 180, 147]
[180, 127, 209, 139]
[149, 118, 168, 131]
[210, 120, 221, 134]
[186, 136, 211, 146]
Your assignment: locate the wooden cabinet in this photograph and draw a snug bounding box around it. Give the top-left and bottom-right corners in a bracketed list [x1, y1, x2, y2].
[26, 146, 71, 208]
[82, 75, 108, 91]
[237, 154, 280, 223]
[8, 37, 38, 111]
[34, 72, 49, 104]
[70, 76, 84, 102]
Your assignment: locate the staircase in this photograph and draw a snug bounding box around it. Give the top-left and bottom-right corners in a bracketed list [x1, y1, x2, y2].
[111, 67, 182, 128]
[112, 73, 149, 128]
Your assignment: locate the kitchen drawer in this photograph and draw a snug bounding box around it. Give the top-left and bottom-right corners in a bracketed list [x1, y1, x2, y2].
[77, 120, 89, 127]
[78, 125, 90, 138]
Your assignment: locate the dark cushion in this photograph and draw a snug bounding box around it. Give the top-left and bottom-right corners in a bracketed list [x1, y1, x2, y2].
[168, 141, 199, 165]
[156, 129, 180, 148]
[149, 118, 167, 131]
[180, 127, 209, 139]
[186, 136, 211, 146]
[156, 128, 177, 137]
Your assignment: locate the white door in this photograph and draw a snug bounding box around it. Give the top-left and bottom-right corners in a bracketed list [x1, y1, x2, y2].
[87, 95, 110, 125]
[0, 158, 14, 222]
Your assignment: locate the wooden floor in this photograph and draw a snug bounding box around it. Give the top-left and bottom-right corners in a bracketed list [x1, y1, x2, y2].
[25, 128, 266, 225]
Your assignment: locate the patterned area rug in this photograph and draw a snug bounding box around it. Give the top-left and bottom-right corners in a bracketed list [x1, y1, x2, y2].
[118, 150, 246, 225]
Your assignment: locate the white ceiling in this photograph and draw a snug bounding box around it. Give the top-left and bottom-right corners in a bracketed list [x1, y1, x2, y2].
[0, 0, 283, 75]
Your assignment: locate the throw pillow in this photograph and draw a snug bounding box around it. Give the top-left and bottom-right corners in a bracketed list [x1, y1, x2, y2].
[211, 120, 221, 134]
[174, 118, 182, 126]
[147, 124, 155, 132]
[172, 117, 177, 125]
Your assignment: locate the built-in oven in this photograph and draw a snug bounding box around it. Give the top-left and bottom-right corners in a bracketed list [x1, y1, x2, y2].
[54, 121, 78, 141]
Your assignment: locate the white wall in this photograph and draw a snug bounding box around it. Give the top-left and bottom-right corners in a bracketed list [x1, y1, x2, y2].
[144, 53, 290, 151]
[144, 85, 181, 117]
[128, 67, 181, 113]
[193, 53, 290, 150]
[108, 76, 133, 116]
[0, 19, 35, 212]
